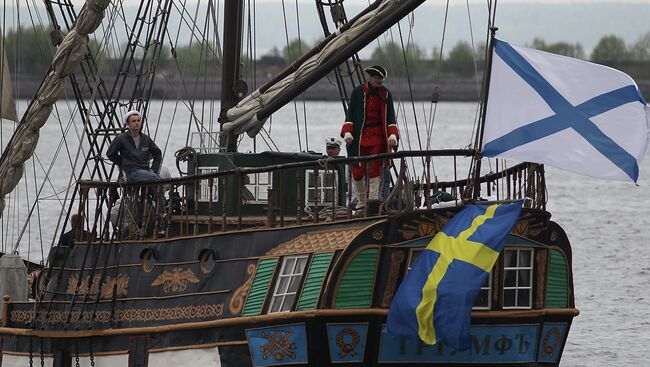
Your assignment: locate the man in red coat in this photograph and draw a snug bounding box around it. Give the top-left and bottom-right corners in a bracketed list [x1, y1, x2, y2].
[341, 65, 399, 210]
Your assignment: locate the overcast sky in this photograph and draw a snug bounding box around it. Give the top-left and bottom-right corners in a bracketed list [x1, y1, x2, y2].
[239, 1, 650, 56]
[36, 0, 650, 58]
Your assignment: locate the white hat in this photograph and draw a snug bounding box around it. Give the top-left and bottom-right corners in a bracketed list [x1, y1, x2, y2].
[123, 110, 142, 126]
[325, 137, 342, 148]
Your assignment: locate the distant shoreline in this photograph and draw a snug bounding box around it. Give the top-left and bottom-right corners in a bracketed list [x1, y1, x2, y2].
[6, 75, 507, 102]
[11, 75, 650, 102]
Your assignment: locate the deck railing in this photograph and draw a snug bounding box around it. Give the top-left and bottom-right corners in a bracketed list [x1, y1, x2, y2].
[71, 151, 546, 243]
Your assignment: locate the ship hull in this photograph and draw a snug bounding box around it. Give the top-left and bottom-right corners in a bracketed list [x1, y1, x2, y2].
[0, 205, 577, 367]
[0, 308, 575, 366]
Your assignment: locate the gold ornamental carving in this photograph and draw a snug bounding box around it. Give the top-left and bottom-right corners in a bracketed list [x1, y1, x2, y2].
[336, 328, 361, 358]
[266, 227, 365, 256]
[260, 330, 296, 361]
[381, 251, 405, 307]
[66, 273, 129, 299]
[399, 214, 449, 240]
[372, 230, 383, 241]
[11, 303, 224, 325]
[511, 213, 544, 237]
[228, 263, 257, 315]
[151, 267, 199, 293]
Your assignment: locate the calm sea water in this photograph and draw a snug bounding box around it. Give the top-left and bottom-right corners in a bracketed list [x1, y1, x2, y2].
[1, 100, 649, 365]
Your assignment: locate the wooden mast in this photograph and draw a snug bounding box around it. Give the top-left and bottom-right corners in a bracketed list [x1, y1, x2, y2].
[218, 0, 245, 152]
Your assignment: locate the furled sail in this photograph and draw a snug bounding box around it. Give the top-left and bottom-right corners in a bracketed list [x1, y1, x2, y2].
[223, 0, 425, 137]
[0, 0, 110, 218]
[0, 37, 17, 122]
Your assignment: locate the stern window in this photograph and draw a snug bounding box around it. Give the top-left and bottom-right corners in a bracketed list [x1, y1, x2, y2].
[197, 166, 219, 202]
[473, 273, 492, 310]
[268, 255, 309, 313]
[245, 172, 272, 204]
[305, 169, 338, 206]
[502, 248, 534, 309]
[408, 248, 492, 310]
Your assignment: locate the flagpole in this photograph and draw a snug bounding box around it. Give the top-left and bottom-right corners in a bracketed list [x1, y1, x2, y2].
[469, 26, 499, 200]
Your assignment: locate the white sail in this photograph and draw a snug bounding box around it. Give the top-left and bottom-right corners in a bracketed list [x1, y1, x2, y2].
[223, 0, 412, 137]
[0, 36, 17, 122]
[0, 0, 111, 218]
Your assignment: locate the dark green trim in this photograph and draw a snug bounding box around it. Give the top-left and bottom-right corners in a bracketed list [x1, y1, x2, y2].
[297, 252, 334, 310]
[242, 258, 278, 316]
[546, 250, 569, 308]
[334, 248, 379, 309]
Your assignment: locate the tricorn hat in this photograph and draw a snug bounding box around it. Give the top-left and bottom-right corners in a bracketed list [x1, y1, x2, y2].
[364, 64, 387, 79]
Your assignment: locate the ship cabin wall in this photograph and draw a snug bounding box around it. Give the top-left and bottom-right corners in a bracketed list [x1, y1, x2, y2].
[188, 152, 347, 218]
[235, 209, 574, 317]
[319, 209, 574, 313]
[325, 237, 573, 314]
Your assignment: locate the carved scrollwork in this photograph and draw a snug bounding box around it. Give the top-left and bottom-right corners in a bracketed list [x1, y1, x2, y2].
[381, 251, 405, 307]
[511, 212, 544, 237]
[151, 267, 199, 293]
[229, 263, 257, 315]
[66, 273, 129, 299]
[398, 214, 449, 240]
[11, 303, 224, 325]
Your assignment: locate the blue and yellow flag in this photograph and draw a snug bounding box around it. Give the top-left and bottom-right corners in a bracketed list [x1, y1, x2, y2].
[385, 202, 523, 350]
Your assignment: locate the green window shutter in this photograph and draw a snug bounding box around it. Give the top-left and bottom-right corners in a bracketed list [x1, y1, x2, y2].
[242, 258, 278, 316]
[334, 248, 379, 309]
[297, 252, 334, 311]
[546, 250, 569, 308]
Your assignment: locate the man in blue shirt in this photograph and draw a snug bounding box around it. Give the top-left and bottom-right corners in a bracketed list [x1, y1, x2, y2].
[107, 110, 165, 236]
[107, 110, 162, 182]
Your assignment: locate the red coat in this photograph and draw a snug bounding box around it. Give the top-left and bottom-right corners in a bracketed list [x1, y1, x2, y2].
[340, 82, 399, 157]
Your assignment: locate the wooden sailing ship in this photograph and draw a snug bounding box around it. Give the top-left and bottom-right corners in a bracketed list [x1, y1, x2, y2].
[0, 0, 577, 366]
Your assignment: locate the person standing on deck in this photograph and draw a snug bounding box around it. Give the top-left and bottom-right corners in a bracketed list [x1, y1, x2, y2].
[325, 136, 356, 207]
[107, 110, 162, 182]
[340, 65, 399, 210]
[57, 213, 92, 247]
[325, 136, 342, 158]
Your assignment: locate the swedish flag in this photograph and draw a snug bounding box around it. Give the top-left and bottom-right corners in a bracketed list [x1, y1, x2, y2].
[385, 202, 523, 350]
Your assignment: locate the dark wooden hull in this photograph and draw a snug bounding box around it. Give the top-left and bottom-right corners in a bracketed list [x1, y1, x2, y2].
[0, 308, 575, 366]
[0, 207, 577, 366]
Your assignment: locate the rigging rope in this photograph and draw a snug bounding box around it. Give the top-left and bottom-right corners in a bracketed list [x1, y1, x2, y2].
[281, 0, 303, 152]
[295, 0, 309, 152]
[0, 0, 50, 254]
[425, 0, 450, 151]
[258, 126, 280, 152]
[465, 0, 484, 150]
[9, 1, 124, 259]
[395, 17, 428, 184]
[396, 20, 423, 152]
[47, 1, 122, 256]
[174, 146, 196, 176]
[382, 158, 414, 213]
[0, 0, 111, 259]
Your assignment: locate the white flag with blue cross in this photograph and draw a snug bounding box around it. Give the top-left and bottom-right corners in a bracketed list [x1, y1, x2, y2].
[482, 39, 650, 183]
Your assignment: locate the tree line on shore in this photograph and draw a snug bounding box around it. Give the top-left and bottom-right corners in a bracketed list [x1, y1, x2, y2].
[4, 26, 650, 80]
